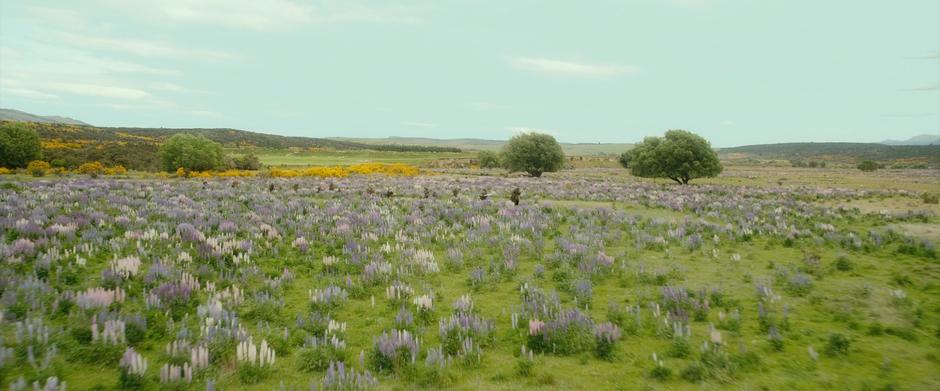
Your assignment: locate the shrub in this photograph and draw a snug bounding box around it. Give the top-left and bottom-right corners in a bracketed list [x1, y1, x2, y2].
[681, 362, 706, 382]
[594, 322, 621, 360]
[477, 151, 501, 169]
[857, 160, 879, 172]
[27, 160, 51, 176]
[650, 364, 672, 380]
[825, 333, 850, 356]
[298, 343, 346, 372]
[922, 193, 939, 205]
[835, 255, 852, 271]
[77, 161, 105, 176]
[231, 153, 262, 170]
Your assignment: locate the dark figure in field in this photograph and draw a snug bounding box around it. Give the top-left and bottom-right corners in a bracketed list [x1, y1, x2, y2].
[328, 182, 336, 191]
[452, 188, 460, 198]
[269, 183, 276, 192]
[479, 189, 489, 200]
[423, 187, 434, 199]
[384, 190, 394, 198]
[510, 188, 521, 206]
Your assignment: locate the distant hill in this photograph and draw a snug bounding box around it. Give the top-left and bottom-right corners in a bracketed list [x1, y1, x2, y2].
[719, 142, 940, 167]
[328, 136, 633, 155]
[0, 108, 89, 125]
[880, 134, 940, 146]
[2, 120, 461, 171]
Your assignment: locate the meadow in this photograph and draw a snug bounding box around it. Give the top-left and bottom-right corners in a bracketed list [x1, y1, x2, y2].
[248, 150, 474, 167]
[1, 168, 938, 390]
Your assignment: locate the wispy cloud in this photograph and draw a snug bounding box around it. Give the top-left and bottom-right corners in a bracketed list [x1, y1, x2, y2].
[510, 57, 636, 77]
[105, 0, 421, 31]
[55, 32, 236, 61]
[904, 83, 939, 92]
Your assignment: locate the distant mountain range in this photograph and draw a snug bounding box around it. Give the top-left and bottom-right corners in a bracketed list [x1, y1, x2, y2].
[0, 108, 89, 126]
[880, 134, 940, 146]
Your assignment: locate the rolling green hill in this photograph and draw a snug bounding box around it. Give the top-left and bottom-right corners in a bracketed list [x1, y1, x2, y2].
[4, 121, 461, 171]
[0, 108, 89, 125]
[719, 142, 940, 167]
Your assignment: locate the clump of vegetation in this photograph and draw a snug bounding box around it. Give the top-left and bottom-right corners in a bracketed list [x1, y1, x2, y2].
[825, 333, 851, 356]
[26, 160, 51, 176]
[160, 133, 225, 172]
[477, 150, 502, 169]
[857, 160, 879, 172]
[0, 122, 42, 168]
[500, 132, 565, 177]
[620, 129, 722, 184]
[922, 193, 939, 204]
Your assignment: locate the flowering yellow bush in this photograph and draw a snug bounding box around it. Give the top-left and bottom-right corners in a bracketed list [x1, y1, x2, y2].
[77, 162, 105, 175]
[27, 160, 51, 177]
[348, 163, 420, 176]
[104, 165, 128, 176]
[0, 167, 11, 175]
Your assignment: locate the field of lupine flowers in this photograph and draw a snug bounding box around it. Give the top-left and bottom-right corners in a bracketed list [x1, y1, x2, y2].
[1, 172, 938, 390]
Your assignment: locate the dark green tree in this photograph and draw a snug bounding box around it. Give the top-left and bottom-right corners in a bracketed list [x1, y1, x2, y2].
[621, 129, 722, 184]
[500, 133, 565, 177]
[0, 122, 42, 168]
[477, 150, 501, 169]
[857, 160, 878, 172]
[159, 133, 225, 172]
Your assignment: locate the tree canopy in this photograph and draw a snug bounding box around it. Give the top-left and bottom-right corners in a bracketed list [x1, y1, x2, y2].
[0, 122, 42, 168]
[500, 133, 565, 177]
[621, 129, 722, 184]
[477, 150, 501, 169]
[160, 133, 225, 172]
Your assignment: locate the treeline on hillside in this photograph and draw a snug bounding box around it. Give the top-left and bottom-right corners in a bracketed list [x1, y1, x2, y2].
[3, 121, 460, 171]
[21, 122, 461, 152]
[719, 142, 940, 163]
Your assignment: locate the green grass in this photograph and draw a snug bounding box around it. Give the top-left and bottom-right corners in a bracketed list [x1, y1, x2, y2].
[246, 149, 474, 167]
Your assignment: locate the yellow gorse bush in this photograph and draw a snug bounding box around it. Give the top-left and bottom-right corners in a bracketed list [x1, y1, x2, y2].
[77, 161, 105, 175]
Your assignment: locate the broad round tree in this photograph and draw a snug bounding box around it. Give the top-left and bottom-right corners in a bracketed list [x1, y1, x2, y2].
[621, 129, 722, 184]
[160, 133, 225, 172]
[0, 122, 42, 168]
[500, 133, 565, 177]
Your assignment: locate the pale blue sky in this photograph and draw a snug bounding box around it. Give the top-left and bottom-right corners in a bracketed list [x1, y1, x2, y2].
[0, 0, 937, 146]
